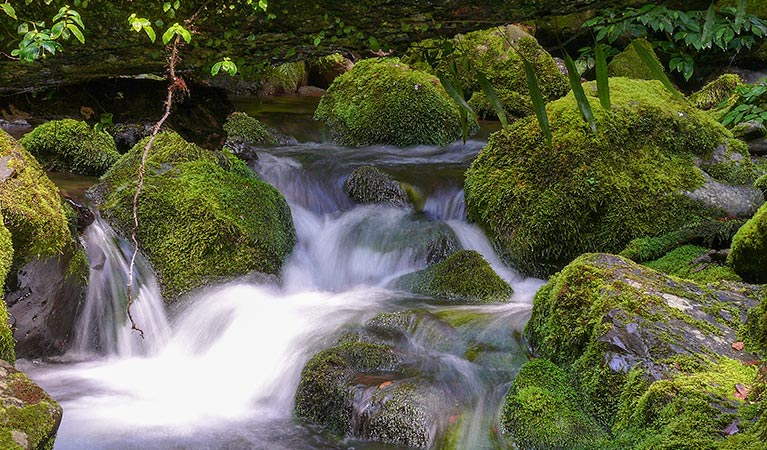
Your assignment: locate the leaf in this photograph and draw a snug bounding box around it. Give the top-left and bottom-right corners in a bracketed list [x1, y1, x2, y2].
[522, 59, 552, 145]
[734, 383, 750, 400]
[67, 23, 85, 43]
[211, 61, 222, 76]
[162, 26, 175, 44]
[732, 341, 745, 351]
[564, 53, 596, 132]
[1, 3, 17, 19]
[437, 73, 475, 142]
[735, 0, 746, 32]
[595, 44, 611, 110]
[144, 25, 156, 43]
[701, 3, 716, 48]
[477, 71, 508, 127]
[631, 40, 684, 101]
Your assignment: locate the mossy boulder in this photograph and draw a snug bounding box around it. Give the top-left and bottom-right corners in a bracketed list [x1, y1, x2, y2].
[0, 360, 62, 450]
[315, 57, 475, 147]
[0, 129, 69, 265]
[755, 173, 767, 196]
[98, 132, 296, 299]
[20, 119, 120, 176]
[690, 74, 742, 111]
[345, 165, 409, 207]
[644, 245, 741, 284]
[728, 202, 767, 284]
[396, 250, 512, 303]
[223, 112, 277, 150]
[501, 358, 606, 449]
[608, 39, 662, 80]
[465, 77, 740, 277]
[527, 253, 760, 427]
[0, 216, 15, 363]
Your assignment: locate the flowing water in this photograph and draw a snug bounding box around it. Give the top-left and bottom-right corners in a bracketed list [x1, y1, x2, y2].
[20, 105, 544, 450]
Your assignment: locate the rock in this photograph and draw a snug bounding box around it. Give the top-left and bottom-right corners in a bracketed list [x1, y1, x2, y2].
[20, 119, 120, 176]
[0, 215, 15, 363]
[731, 120, 766, 141]
[97, 132, 296, 300]
[374, 216, 459, 266]
[465, 78, 751, 278]
[684, 170, 764, 217]
[696, 141, 762, 186]
[0, 359, 62, 450]
[259, 61, 308, 95]
[728, 202, 767, 284]
[689, 74, 742, 110]
[314, 57, 476, 147]
[223, 112, 278, 154]
[395, 250, 512, 303]
[755, 173, 767, 196]
[111, 123, 151, 153]
[297, 86, 326, 97]
[747, 137, 767, 156]
[608, 38, 662, 80]
[309, 53, 354, 89]
[344, 166, 410, 207]
[0, 130, 69, 266]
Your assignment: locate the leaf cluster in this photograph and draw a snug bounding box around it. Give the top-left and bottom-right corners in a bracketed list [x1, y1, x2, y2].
[7, 3, 85, 62]
[721, 80, 767, 127]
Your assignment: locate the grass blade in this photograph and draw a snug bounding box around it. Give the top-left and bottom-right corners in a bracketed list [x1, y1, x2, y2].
[564, 53, 596, 132]
[735, 0, 746, 32]
[701, 3, 716, 48]
[523, 59, 552, 145]
[477, 71, 508, 127]
[631, 40, 684, 101]
[438, 73, 475, 142]
[595, 44, 611, 110]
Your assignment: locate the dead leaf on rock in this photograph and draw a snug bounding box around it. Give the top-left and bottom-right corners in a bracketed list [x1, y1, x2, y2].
[378, 381, 392, 390]
[731, 341, 745, 351]
[734, 383, 750, 401]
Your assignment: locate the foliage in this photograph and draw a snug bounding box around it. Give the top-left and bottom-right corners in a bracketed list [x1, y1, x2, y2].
[3, 2, 86, 62]
[720, 79, 767, 127]
[582, 2, 767, 80]
[728, 201, 767, 283]
[20, 119, 120, 176]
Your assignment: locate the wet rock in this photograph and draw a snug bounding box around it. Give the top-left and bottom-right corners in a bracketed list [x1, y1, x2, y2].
[684, 170, 764, 218]
[297, 86, 326, 97]
[344, 166, 410, 208]
[731, 120, 767, 141]
[308, 54, 354, 90]
[111, 123, 152, 153]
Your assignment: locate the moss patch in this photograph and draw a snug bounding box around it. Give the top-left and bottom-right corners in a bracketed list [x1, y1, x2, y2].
[223, 112, 276, 146]
[0, 129, 69, 265]
[20, 119, 120, 176]
[0, 216, 14, 363]
[645, 245, 741, 284]
[465, 77, 729, 278]
[608, 39, 663, 80]
[315, 57, 475, 147]
[396, 250, 512, 303]
[729, 202, 767, 284]
[690, 74, 742, 111]
[99, 132, 296, 300]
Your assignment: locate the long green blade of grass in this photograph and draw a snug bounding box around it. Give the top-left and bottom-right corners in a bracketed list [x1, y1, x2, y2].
[477, 71, 508, 127]
[631, 41, 684, 101]
[523, 59, 552, 145]
[735, 0, 747, 32]
[437, 73, 475, 142]
[595, 44, 611, 110]
[564, 53, 596, 132]
[701, 3, 717, 48]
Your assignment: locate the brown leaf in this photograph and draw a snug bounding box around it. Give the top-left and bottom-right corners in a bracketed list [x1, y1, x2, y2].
[732, 341, 745, 351]
[80, 106, 95, 120]
[734, 383, 750, 400]
[378, 381, 393, 390]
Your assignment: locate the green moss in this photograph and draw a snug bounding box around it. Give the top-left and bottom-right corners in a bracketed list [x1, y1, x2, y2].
[223, 112, 276, 146]
[620, 220, 746, 263]
[690, 74, 742, 111]
[315, 57, 476, 147]
[728, 202, 767, 284]
[608, 39, 662, 80]
[262, 61, 307, 93]
[466, 78, 729, 277]
[0, 217, 14, 363]
[645, 245, 741, 284]
[0, 130, 69, 265]
[754, 173, 767, 196]
[742, 288, 767, 354]
[467, 87, 533, 121]
[702, 139, 761, 185]
[0, 363, 62, 450]
[99, 132, 296, 299]
[501, 358, 606, 449]
[396, 250, 512, 303]
[20, 119, 120, 176]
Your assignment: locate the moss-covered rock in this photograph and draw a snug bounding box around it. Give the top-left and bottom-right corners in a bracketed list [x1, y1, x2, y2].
[690, 74, 742, 111]
[0, 130, 69, 265]
[755, 173, 767, 196]
[344, 165, 409, 207]
[315, 57, 475, 147]
[465, 78, 739, 277]
[0, 216, 15, 363]
[20, 119, 119, 176]
[259, 61, 308, 95]
[728, 202, 767, 284]
[743, 289, 767, 355]
[608, 39, 662, 80]
[396, 250, 512, 303]
[0, 360, 62, 450]
[501, 358, 606, 449]
[223, 112, 277, 149]
[98, 132, 296, 299]
[645, 245, 741, 284]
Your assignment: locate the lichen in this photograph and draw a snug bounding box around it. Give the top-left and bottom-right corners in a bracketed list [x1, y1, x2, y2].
[465, 77, 729, 278]
[396, 250, 513, 303]
[690, 74, 742, 111]
[608, 39, 662, 80]
[0, 129, 69, 265]
[315, 57, 476, 147]
[98, 132, 296, 300]
[728, 202, 767, 284]
[20, 119, 120, 176]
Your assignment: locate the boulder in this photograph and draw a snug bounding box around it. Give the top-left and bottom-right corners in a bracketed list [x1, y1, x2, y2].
[689, 73, 742, 111]
[728, 202, 767, 283]
[314, 57, 475, 147]
[223, 112, 278, 152]
[684, 170, 763, 217]
[98, 132, 296, 300]
[608, 39, 662, 80]
[20, 119, 119, 176]
[0, 360, 62, 450]
[344, 165, 410, 207]
[465, 78, 746, 278]
[309, 53, 354, 89]
[396, 250, 512, 303]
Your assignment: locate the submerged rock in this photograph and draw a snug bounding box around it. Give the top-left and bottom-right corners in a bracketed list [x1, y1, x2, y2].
[20, 119, 119, 176]
[729, 202, 767, 283]
[344, 165, 410, 208]
[465, 78, 746, 278]
[396, 250, 512, 303]
[315, 57, 475, 147]
[0, 360, 62, 450]
[97, 132, 296, 300]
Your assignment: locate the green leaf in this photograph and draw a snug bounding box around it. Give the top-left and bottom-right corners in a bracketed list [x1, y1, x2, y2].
[631, 40, 683, 101]
[522, 59, 552, 145]
[67, 23, 85, 43]
[564, 53, 596, 132]
[701, 3, 716, 48]
[211, 61, 222, 76]
[144, 25, 156, 43]
[595, 44, 610, 110]
[1, 3, 17, 19]
[476, 71, 508, 127]
[735, 0, 746, 32]
[437, 73, 475, 142]
[368, 36, 380, 52]
[162, 26, 175, 44]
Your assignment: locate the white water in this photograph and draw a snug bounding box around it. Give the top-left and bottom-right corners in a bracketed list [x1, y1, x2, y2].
[22, 140, 542, 450]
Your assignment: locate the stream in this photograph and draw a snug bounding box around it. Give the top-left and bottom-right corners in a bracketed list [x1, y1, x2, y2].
[19, 97, 543, 450]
